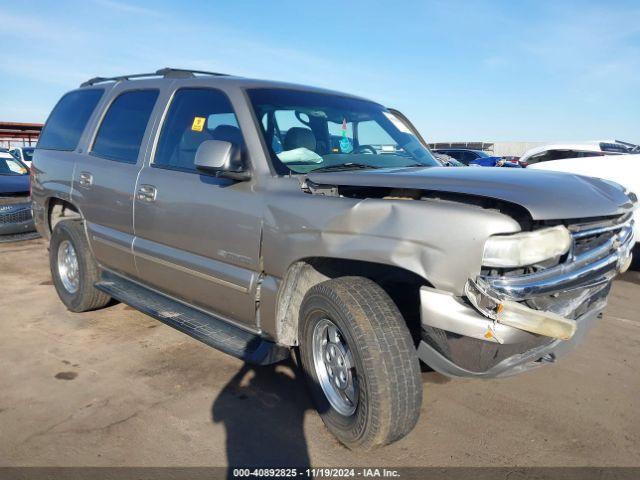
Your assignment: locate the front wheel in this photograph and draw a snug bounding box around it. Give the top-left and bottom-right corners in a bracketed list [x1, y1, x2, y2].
[298, 277, 422, 450]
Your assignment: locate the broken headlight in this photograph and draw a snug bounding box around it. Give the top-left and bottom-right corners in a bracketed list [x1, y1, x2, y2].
[482, 225, 572, 268]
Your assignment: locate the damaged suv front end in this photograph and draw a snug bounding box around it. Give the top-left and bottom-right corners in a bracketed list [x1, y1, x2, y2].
[249, 86, 635, 379]
[420, 211, 634, 377]
[299, 166, 635, 378]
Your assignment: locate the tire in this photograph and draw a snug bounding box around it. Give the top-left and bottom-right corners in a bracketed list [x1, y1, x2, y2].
[298, 277, 422, 450]
[49, 220, 111, 312]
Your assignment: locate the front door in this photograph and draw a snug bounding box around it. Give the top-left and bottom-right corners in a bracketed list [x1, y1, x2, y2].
[133, 87, 262, 328]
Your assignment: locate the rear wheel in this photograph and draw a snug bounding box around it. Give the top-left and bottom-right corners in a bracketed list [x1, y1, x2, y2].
[50, 220, 111, 312]
[298, 277, 422, 450]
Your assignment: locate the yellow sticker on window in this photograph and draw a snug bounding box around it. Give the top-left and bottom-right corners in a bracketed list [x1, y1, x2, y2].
[191, 116, 206, 132]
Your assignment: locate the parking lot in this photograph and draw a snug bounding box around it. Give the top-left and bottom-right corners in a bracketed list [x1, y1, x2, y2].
[1, 238, 638, 467]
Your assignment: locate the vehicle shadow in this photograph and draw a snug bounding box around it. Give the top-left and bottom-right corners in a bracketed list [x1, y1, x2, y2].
[211, 359, 313, 472]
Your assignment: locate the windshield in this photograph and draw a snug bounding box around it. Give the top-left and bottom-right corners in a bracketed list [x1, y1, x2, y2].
[22, 148, 35, 162]
[247, 88, 439, 174]
[0, 156, 28, 175]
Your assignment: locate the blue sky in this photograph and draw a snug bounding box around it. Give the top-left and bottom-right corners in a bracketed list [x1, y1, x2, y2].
[1, 0, 639, 142]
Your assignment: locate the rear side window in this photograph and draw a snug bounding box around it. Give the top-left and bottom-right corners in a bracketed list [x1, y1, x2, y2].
[38, 89, 104, 151]
[444, 151, 464, 162]
[92, 90, 159, 163]
[154, 88, 243, 172]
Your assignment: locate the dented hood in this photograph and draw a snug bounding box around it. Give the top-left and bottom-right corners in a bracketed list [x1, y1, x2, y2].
[306, 166, 632, 220]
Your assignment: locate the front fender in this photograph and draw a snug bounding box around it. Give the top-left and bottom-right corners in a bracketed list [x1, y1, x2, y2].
[262, 195, 521, 295]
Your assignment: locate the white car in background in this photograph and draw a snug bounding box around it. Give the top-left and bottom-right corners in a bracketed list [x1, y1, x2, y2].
[520, 141, 635, 167]
[529, 154, 639, 248]
[9, 146, 35, 167]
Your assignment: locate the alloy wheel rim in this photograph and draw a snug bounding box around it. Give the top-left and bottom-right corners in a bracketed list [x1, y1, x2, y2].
[312, 318, 358, 416]
[57, 240, 79, 294]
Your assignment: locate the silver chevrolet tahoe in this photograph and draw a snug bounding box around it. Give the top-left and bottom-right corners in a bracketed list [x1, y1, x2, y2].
[32, 68, 635, 449]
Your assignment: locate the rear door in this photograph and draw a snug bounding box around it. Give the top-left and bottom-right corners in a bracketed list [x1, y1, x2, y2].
[73, 85, 161, 278]
[133, 86, 263, 328]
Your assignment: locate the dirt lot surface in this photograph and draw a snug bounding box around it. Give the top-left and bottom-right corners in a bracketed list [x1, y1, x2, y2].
[1, 238, 639, 467]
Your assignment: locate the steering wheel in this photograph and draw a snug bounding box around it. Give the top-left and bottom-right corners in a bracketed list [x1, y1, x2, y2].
[353, 145, 377, 155]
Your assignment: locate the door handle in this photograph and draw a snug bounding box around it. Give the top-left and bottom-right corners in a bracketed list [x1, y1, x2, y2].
[78, 171, 93, 187]
[137, 184, 157, 202]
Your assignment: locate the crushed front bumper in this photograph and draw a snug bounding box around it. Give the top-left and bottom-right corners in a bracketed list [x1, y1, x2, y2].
[417, 286, 605, 378]
[418, 214, 634, 378]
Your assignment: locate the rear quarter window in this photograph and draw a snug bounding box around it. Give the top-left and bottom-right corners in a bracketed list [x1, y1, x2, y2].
[38, 89, 104, 151]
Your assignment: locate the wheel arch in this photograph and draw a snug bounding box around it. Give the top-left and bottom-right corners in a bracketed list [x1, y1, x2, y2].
[46, 197, 84, 234]
[274, 256, 432, 346]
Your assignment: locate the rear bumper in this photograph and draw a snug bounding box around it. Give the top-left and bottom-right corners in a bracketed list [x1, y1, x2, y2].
[0, 203, 35, 236]
[417, 286, 604, 378]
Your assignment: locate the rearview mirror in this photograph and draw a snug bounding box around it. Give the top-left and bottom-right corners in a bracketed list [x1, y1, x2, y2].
[194, 140, 249, 181]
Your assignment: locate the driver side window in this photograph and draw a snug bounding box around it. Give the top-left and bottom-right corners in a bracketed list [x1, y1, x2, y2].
[154, 88, 244, 173]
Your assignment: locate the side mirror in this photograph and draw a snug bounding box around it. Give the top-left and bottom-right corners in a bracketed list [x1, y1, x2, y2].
[194, 140, 250, 181]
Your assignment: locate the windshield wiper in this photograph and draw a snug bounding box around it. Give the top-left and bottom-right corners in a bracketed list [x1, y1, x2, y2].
[311, 163, 382, 173]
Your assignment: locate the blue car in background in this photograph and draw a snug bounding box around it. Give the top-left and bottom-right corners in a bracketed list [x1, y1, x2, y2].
[469, 156, 522, 168]
[0, 150, 36, 237]
[432, 148, 490, 165]
[432, 148, 521, 167]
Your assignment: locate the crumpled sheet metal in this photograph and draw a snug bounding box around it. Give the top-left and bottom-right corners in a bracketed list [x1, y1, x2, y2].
[262, 194, 520, 296]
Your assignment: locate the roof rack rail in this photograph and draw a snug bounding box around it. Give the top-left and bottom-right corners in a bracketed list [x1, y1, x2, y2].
[80, 67, 230, 87]
[156, 67, 230, 78]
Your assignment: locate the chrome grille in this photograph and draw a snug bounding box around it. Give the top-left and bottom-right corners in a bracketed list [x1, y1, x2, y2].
[572, 230, 616, 257]
[568, 212, 634, 261]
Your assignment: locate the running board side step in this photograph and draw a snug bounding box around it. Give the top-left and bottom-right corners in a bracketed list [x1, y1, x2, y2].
[95, 271, 289, 365]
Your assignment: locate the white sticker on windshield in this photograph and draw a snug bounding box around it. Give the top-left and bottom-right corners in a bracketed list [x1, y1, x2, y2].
[383, 111, 412, 134]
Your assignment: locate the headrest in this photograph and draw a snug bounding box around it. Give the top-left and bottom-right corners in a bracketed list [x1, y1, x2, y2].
[283, 127, 316, 151]
[211, 125, 243, 145]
